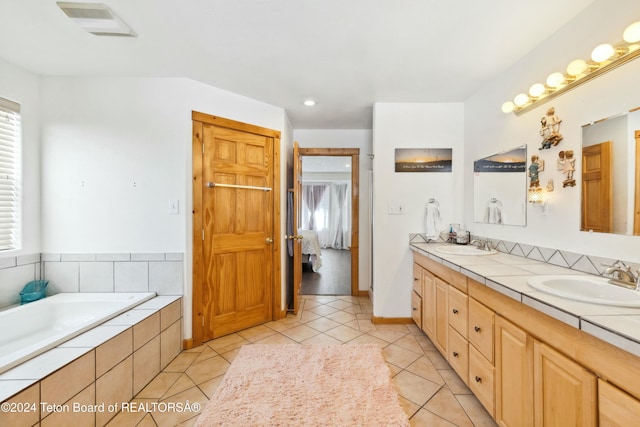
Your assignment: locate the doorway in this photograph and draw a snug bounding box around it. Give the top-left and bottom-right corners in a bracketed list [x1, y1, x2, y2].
[297, 148, 359, 298]
[300, 156, 352, 295]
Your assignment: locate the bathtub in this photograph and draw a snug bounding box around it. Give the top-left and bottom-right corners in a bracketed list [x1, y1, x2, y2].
[0, 292, 155, 375]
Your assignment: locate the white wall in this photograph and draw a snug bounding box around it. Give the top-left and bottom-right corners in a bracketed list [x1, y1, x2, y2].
[464, 0, 640, 263]
[40, 76, 290, 338]
[293, 129, 373, 292]
[372, 104, 464, 318]
[0, 59, 41, 256]
[0, 59, 42, 307]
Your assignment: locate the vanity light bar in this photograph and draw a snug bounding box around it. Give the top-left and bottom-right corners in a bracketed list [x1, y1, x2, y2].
[503, 20, 640, 116]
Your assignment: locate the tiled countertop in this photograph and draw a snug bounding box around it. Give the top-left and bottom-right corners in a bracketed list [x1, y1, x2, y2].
[410, 242, 640, 358]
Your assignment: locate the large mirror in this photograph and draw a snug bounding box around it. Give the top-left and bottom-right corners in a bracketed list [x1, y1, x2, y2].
[473, 146, 527, 226]
[581, 108, 640, 235]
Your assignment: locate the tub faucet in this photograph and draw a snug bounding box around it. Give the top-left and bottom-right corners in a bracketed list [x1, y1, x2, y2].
[602, 261, 640, 290]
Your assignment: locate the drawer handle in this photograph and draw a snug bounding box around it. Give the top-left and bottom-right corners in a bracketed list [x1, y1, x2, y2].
[452, 351, 459, 358]
[452, 308, 459, 314]
[475, 376, 482, 383]
[412, 307, 417, 311]
[414, 277, 419, 281]
[474, 326, 481, 333]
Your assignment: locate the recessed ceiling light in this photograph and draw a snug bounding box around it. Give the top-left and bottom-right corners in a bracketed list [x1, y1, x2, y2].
[57, 2, 136, 37]
[303, 100, 316, 106]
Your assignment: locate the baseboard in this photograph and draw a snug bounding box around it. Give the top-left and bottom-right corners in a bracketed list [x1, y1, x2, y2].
[182, 338, 194, 350]
[357, 290, 369, 297]
[370, 316, 414, 325]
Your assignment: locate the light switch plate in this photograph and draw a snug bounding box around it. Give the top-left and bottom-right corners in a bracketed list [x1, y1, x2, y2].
[169, 200, 179, 215]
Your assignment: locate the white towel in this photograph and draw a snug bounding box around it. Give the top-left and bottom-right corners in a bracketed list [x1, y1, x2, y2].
[485, 205, 503, 224]
[424, 205, 441, 240]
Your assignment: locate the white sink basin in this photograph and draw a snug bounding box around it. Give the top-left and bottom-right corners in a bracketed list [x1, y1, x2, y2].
[435, 245, 497, 255]
[527, 275, 640, 307]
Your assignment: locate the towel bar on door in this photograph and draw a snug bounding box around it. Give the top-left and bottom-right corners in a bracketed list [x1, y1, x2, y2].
[205, 182, 272, 191]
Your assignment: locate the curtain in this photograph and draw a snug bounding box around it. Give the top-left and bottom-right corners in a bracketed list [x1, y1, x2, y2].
[301, 182, 351, 250]
[302, 184, 327, 230]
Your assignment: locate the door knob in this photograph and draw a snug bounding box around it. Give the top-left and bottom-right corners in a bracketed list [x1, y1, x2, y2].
[265, 237, 274, 244]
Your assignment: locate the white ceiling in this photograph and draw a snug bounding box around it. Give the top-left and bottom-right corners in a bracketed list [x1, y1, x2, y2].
[0, 0, 596, 129]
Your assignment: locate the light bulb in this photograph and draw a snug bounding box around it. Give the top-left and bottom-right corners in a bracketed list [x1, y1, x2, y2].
[513, 93, 529, 107]
[546, 72, 565, 88]
[303, 99, 316, 106]
[501, 101, 515, 113]
[591, 44, 615, 62]
[566, 59, 588, 76]
[529, 83, 546, 98]
[623, 21, 640, 43]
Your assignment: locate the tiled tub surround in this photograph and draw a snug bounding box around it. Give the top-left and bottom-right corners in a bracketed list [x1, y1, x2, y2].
[42, 252, 184, 296]
[0, 296, 182, 427]
[409, 241, 640, 359]
[0, 253, 41, 307]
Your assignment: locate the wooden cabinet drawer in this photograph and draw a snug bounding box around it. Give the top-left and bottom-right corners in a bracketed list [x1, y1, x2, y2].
[469, 345, 495, 417]
[412, 263, 422, 296]
[411, 291, 422, 329]
[448, 285, 468, 339]
[448, 326, 468, 383]
[469, 297, 494, 363]
[422, 270, 436, 339]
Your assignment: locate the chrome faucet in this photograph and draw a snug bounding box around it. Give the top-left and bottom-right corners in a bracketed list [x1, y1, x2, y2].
[602, 261, 640, 290]
[470, 239, 492, 251]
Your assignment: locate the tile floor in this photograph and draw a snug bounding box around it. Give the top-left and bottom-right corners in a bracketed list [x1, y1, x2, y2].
[106, 295, 497, 427]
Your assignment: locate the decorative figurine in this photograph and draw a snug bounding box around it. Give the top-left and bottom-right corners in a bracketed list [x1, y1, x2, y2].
[558, 150, 576, 187]
[528, 155, 544, 188]
[539, 107, 563, 149]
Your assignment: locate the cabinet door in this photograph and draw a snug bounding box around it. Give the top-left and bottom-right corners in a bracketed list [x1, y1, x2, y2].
[411, 291, 422, 329]
[448, 285, 468, 339]
[434, 277, 449, 356]
[599, 379, 640, 426]
[421, 270, 436, 339]
[534, 341, 596, 427]
[469, 297, 494, 364]
[495, 316, 534, 427]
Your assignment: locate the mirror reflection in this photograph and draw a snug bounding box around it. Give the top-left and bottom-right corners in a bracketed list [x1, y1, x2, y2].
[473, 146, 527, 226]
[581, 108, 640, 235]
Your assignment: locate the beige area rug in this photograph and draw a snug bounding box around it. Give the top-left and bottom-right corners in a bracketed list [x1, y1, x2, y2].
[195, 344, 410, 427]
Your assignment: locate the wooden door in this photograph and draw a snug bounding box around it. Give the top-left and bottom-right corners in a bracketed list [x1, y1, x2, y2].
[292, 142, 303, 314]
[581, 141, 612, 232]
[192, 112, 280, 343]
[495, 316, 534, 427]
[533, 341, 596, 427]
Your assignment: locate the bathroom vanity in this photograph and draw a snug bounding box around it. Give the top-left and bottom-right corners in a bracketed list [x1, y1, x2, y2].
[410, 242, 640, 426]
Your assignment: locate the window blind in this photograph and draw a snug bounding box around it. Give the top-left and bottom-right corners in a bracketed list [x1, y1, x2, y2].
[0, 97, 20, 251]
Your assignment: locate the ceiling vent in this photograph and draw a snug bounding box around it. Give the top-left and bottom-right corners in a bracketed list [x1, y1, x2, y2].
[57, 2, 136, 37]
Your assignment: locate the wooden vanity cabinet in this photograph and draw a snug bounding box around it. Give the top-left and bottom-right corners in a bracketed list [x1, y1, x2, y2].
[412, 250, 640, 427]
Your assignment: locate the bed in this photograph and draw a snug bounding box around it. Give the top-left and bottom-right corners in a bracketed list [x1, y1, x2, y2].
[298, 229, 322, 272]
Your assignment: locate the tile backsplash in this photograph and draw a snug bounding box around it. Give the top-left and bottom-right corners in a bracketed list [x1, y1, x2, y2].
[410, 233, 639, 276]
[0, 252, 184, 309]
